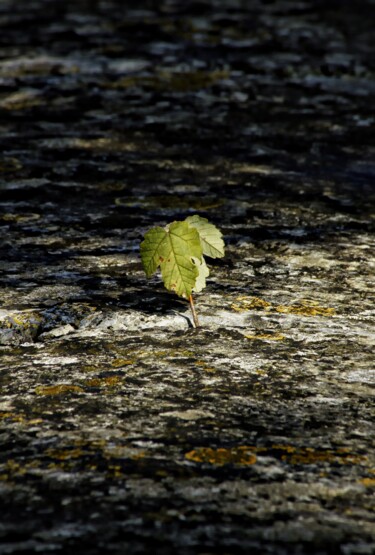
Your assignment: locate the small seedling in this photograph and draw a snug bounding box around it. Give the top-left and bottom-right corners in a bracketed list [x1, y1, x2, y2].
[140, 215, 225, 327]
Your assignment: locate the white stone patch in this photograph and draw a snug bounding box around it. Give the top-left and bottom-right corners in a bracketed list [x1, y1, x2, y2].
[39, 324, 75, 339]
[199, 311, 250, 328]
[346, 276, 374, 292]
[107, 59, 150, 73]
[345, 370, 375, 384]
[35, 356, 80, 366]
[0, 400, 14, 411]
[161, 409, 215, 420]
[79, 310, 189, 332]
[286, 253, 336, 269]
[0, 55, 77, 75]
[311, 395, 345, 405]
[217, 357, 262, 373]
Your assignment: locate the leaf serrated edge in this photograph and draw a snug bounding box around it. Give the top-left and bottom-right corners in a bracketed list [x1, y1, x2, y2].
[140, 227, 167, 277]
[184, 215, 225, 259]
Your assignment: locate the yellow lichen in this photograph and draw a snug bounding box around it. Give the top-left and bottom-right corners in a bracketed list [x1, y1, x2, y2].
[275, 301, 335, 316]
[107, 464, 125, 479]
[14, 312, 42, 326]
[271, 444, 295, 453]
[359, 478, 375, 487]
[0, 91, 43, 110]
[0, 412, 43, 425]
[231, 296, 272, 312]
[35, 384, 84, 395]
[0, 157, 23, 173]
[111, 358, 134, 367]
[1, 459, 41, 480]
[285, 450, 367, 465]
[166, 349, 195, 358]
[0, 438, 150, 483]
[1, 213, 40, 223]
[0, 412, 24, 422]
[194, 360, 216, 373]
[46, 448, 87, 460]
[0, 311, 42, 331]
[81, 365, 100, 373]
[244, 333, 285, 341]
[3, 460, 26, 477]
[215, 444, 371, 467]
[185, 446, 257, 466]
[231, 296, 335, 317]
[269, 445, 367, 466]
[85, 376, 122, 387]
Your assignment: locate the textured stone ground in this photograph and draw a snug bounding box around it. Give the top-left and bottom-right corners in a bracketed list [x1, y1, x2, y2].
[0, 1, 374, 554]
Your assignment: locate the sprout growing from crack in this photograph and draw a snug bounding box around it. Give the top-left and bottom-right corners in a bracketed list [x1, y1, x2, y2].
[140, 215, 225, 327]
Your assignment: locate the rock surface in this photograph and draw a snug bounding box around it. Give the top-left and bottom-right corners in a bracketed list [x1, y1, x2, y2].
[0, 1, 374, 554]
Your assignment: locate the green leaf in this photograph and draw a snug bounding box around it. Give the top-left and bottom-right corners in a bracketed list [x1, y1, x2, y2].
[184, 215, 225, 259]
[140, 220, 203, 299]
[192, 257, 209, 293]
[140, 226, 167, 278]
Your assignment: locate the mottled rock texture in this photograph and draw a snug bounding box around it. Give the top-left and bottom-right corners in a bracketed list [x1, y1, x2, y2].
[0, 0, 374, 554]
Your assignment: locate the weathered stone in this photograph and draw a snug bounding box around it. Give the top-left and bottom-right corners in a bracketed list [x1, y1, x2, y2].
[38, 323, 76, 339]
[0, 310, 42, 345]
[0, 0, 374, 554]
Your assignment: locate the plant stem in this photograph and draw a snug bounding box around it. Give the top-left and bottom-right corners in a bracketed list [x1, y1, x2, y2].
[189, 294, 200, 328]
